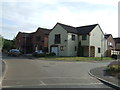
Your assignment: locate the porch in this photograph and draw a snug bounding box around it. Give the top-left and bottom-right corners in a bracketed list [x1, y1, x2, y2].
[81, 46, 95, 57]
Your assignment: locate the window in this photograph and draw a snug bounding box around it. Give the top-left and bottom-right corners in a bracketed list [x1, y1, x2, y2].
[72, 35, 75, 41]
[108, 42, 113, 47]
[82, 35, 87, 40]
[36, 36, 41, 41]
[98, 48, 101, 53]
[75, 46, 77, 51]
[54, 34, 61, 44]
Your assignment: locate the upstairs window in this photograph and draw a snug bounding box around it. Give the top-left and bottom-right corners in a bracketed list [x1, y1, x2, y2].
[72, 35, 75, 41]
[82, 35, 87, 40]
[54, 34, 61, 44]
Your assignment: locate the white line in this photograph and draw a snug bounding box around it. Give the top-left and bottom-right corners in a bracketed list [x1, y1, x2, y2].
[40, 80, 46, 85]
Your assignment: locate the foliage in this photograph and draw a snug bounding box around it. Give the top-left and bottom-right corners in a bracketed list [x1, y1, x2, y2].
[37, 53, 46, 57]
[0, 35, 3, 48]
[106, 65, 120, 72]
[2, 37, 16, 52]
[47, 52, 56, 56]
[111, 54, 117, 60]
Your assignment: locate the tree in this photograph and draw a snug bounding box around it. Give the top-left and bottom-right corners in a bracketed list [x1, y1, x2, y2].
[0, 35, 3, 48]
[77, 41, 83, 57]
[2, 37, 15, 52]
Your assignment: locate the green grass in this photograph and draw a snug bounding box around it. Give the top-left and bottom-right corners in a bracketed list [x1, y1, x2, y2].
[39, 56, 112, 61]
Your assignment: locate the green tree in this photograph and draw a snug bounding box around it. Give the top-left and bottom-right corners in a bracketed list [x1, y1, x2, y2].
[0, 35, 3, 48]
[2, 37, 15, 52]
[77, 41, 83, 57]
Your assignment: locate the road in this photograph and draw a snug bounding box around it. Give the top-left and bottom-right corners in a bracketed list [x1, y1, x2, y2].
[2, 55, 115, 89]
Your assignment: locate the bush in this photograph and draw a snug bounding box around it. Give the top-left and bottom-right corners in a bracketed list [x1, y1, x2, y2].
[46, 52, 56, 56]
[111, 54, 117, 60]
[33, 53, 45, 57]
[106, 65, 120, 72]
[37, 53, 45, 57]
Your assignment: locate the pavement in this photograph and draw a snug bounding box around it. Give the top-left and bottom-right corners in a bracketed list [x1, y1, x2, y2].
[1, 55, 117, 89]
[89, 66, 120, 89]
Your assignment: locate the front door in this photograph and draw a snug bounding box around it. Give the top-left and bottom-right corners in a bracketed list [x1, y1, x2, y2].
[51, 47, 58, 56]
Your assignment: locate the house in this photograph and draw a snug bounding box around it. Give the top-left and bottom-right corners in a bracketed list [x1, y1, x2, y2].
[32, 27, 50, 52]
[113, 37, 120, 55]
[15, 32, 34, 53]
[114, 37, 120, 50]
[15, 27, 50, 54]
[104, 34, 115, 56]
[49, 23, 106, 57]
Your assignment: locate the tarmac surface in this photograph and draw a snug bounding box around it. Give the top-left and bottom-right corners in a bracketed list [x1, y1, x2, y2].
[1, 55, 116, 89]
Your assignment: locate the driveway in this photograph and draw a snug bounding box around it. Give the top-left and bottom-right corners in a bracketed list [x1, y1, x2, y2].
[2, 56, 114, 88]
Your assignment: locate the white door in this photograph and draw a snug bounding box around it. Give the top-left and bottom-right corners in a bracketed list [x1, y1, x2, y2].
[51, 47, 58, 56]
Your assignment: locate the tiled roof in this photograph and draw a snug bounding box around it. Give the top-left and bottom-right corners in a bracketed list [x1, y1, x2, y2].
[77, 24, 98, 35]
[114, 38, 120, 43]
[104, 34, 111, 39]
[57, 23, 78, 34]
[37, 27, 51, 34]
[57, 23, 98, 35]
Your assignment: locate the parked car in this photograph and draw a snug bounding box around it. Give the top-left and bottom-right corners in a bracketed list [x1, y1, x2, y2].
[32, 50, 43, 57]
[8, 49, 21, 56]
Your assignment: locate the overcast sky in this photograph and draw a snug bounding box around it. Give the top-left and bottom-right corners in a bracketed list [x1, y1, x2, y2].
[1, 0, 119, 40]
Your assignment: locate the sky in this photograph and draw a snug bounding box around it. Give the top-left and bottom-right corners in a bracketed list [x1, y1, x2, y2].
[1, 0, 119, 40]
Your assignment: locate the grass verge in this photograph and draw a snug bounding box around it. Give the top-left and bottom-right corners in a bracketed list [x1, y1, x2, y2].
[38, 56, 112, 61]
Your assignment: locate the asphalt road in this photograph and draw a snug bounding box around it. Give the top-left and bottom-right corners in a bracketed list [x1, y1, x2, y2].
[2, 55, 115, 89]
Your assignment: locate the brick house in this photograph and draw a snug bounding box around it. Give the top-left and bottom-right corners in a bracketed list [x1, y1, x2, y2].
[32, 27, 50, 52]
[15, 27, 50, 54]
[104, 34, 115, 56]
[114, 37, 120, 50]
[15, 32, 34, 53]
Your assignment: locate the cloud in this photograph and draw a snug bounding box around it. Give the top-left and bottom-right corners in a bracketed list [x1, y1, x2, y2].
[68, 0, 119, 6]
[1, 0, 118, 39]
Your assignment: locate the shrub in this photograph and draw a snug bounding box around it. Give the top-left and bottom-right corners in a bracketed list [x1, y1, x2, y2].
[106, 65, 120, 72]
[33, 53, 45, 57]
[37, 53, 46, 57]
[111, 54, 117, 60]
[47, 52, 56, 56]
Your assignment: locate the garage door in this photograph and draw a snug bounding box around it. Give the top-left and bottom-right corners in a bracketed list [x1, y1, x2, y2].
[51, 47, 58, 56]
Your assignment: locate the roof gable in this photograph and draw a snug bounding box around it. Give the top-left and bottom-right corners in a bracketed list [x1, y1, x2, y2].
[36, 27, 51, 35]
[57, 23, 78, 34]
[76, 24, 98, 35]
[55, 23, 98, 35]
[104, 34, 112, 39]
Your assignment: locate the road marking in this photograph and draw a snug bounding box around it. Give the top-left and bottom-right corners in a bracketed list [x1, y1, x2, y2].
[40, 80, 46, 85]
